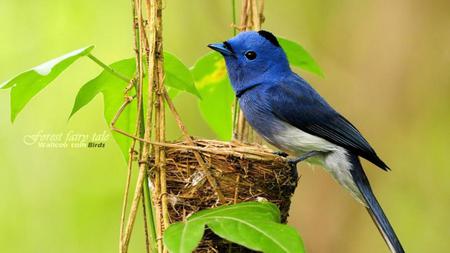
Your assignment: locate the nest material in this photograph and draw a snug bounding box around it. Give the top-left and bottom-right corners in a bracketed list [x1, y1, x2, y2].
[152, 139, 298, 252]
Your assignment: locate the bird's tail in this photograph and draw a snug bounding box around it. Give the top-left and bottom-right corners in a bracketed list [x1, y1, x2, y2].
[349, 155, 405, 253]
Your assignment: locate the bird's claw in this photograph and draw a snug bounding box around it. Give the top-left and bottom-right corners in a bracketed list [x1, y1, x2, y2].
[287, 150, 322, 168]
[287, 159, 298, 169]
[287, 160, 299, 181]
[273, 151, 289, 157]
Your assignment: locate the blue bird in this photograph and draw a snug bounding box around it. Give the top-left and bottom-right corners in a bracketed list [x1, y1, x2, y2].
[208, 30, 404, 253]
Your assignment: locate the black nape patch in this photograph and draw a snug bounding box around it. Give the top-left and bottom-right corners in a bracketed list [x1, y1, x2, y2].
[257, 30, 280, 47]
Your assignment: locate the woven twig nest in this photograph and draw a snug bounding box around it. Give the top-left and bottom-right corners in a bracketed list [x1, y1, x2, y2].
[152, 139, 298, 252]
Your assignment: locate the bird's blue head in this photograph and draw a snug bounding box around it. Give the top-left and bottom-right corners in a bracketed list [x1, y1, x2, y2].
[208, 30, 291, 93]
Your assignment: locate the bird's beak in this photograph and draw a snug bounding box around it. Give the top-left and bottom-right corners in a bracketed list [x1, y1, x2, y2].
[208, 43, 234, 56]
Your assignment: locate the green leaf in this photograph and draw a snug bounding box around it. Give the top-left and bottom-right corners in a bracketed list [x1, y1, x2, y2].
[278, 37, 324, 77]
[208, 218, 304, 253]
[191, 52, 234, 140]
[164, 221, 205, 253]
[70, 58, 137, 160]
[1, 46, 94, 122]
[190, 201, 280, 223]
[164, 52, 201, 98]
[163, 201, 305, 253]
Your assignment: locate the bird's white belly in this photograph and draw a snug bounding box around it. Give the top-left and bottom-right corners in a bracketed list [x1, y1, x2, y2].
[269, 122, 340, 155]
[265, 122, 364, 203]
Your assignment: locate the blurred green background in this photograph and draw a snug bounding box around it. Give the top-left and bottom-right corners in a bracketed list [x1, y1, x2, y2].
[1, 0, 449, 252]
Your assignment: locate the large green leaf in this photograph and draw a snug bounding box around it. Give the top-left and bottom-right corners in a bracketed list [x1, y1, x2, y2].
[69, 58, 135, 119]
[165, 52, 201, 98]
[189, 201, 280, 222]
[208, 218, 304, 253]
[163, 201, 305, 253]
[163, 221, 205, 253]
[190, 52, 234, 140]
[278, 37, 324, 77]
[1, 46, 94, 122]
[70, 58, 137, 160]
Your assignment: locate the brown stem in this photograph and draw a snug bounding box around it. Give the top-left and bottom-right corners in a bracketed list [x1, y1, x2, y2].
[119, 145, 136, 250]
[251, 0, 259, 30]
[140, 0, 166, 251]
[141, 187, 151, 253]
[118, 0, 142, 252]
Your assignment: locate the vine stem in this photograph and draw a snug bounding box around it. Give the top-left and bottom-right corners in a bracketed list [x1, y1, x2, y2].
[231, 0, 239, 139]
[152, 2, 170, 252]
[87, 54, 130, 83]
[118, 1, 142, 252]
[231, 0, 237, 36]
[121, 0, 147, 251]
[140, 0, 158, 251]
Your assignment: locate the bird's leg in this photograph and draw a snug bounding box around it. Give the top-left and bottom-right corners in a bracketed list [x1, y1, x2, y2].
[289, 165, 299, 182]
[273, 151, 298, 180]
[287, 150, 322, 168]
[273, 151, 289, 157]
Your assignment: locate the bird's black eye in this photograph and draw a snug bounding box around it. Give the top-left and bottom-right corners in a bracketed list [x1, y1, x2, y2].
[244, 51, 257, 60]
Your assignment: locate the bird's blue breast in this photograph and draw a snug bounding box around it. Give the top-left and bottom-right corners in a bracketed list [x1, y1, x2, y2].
[236, 76, 312, 141]
[238, 84, 287, 144]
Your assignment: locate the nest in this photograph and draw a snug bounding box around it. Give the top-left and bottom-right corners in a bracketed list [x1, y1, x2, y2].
[151, 139, 298, 252]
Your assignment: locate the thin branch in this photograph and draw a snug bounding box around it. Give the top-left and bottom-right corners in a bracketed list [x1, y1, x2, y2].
[140, 0, 159, 251]
[152, 1, 169, 251]
[143, 169, 158, 252]
[111, 96, 135, 129]
[141, 187, 151, 253]
[251, 0, 260, 30]
[234, 0, 265, 142]
[119, 146, 136, 248]
[154, 0, 170, 239]
[231, 0, 237, 36]
[117, 3, 140, 246]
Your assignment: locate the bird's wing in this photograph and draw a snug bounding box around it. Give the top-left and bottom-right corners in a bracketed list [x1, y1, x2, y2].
[265, 77, 389, 170]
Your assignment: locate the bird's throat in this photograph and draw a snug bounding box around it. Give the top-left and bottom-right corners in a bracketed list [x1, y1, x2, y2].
[235, 83, 262, 98]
